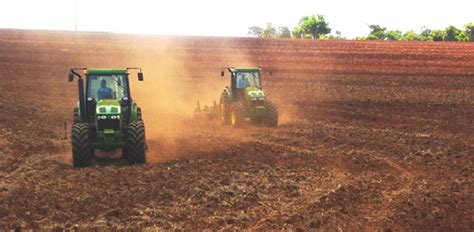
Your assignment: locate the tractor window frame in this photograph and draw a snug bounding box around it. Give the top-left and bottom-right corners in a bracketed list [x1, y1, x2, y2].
[235, 71, 261, 89]
[86, 74, 130, 101]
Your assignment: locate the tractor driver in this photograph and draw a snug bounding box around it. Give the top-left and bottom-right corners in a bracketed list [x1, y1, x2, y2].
[237, 73, 249, 88]
[97, 79, 114, 100]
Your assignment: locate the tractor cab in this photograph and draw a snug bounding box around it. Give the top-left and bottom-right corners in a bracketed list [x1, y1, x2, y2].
[87, 73, 129, 101]
[84, 69, 132, 121]
[223, 67, 265, 102]
[234, 70, 261, 89]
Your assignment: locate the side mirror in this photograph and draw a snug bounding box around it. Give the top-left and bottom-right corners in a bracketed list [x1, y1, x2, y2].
[221, 70, 225, 77]
[138, 72, 144, 81]
[68, 73, 74, 82]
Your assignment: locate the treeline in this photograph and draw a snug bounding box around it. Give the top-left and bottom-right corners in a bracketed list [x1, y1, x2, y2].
[248, 24, 292, 38]
[248, 16, 474, 42]
[362, 24, 474, 42]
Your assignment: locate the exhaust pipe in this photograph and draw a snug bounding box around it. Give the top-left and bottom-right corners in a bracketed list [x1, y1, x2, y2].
[77, 77, 86, 121]
[69, 68, 87, 121]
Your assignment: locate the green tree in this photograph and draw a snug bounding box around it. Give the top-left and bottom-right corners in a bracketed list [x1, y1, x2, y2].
[456, 33, 469, 42]
[402, 30, 423, 41]
[431, 30, 446, 41]
[248, 26, 263, 38]
[420, 27, 431, 40]
[386, 30, 402, 40]
[368, 24, 387, 40]
[262, 23, 277, 38]
[366, 35, 379, 40]
[464, 22, 474, 41]
[445, 25, 461, 41]
[296, 15, 331, 39]
[277, 26, 291, 38]
[292, 26, 305, 38]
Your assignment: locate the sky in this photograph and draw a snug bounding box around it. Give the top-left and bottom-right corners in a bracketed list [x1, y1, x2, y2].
[0, 0, 472, 38]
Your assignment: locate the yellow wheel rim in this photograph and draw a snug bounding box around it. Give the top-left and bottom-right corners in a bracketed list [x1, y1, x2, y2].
[231, 111, 236, 125]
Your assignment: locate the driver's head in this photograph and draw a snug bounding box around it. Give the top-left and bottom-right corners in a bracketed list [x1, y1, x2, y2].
[101, 79, 107, 88]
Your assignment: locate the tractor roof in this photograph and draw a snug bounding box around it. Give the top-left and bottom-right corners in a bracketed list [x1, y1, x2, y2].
[230, 67, 261, 72]
[87, 68, 128, 75]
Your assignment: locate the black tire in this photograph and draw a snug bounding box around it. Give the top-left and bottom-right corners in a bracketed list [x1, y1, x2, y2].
[264, 100, 279, 127]
[231, 102, 247, 127]
[72, 123, 92, 167]
[250, 116, 263, 125]
[126, 121, 146, 165]
[219, 93, 231, 125]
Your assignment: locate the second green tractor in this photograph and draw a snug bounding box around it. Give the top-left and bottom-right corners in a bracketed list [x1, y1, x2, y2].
[218, 67, 278, 127]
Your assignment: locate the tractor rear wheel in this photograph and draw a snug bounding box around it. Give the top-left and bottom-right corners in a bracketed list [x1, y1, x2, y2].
[231, 102, 246, 127]
[72, 123, 92, 167]
[250, 116, 263, 124]
[126, 121, 146, 165]
[219, 94, 231, 125]
[264, 100, 279, 127]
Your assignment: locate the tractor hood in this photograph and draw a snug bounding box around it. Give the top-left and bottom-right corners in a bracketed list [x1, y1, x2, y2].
[245, 86, 265, 99]
[96, 99, 121, 114]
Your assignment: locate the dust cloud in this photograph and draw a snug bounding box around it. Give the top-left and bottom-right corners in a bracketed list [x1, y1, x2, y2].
[114, 36, 294, 162]
[123, 37, 239, 162]
[128, 37, 258, 138]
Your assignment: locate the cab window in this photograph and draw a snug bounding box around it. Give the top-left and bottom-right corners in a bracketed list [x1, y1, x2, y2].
[87, 74, 129, 100]
[236, 72, 260, 89]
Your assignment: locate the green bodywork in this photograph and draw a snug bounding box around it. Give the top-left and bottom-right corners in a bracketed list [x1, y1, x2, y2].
[87, 68, 127, 75]
[233, 67, 261, 72]
[244, 87, 266, 118]
[73, 68, 142, 150]
[94, 99, 122, 149]
[96, 99, 121, 114]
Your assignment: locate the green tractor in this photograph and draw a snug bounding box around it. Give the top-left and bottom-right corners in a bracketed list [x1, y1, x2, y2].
[219, 67, 278, 127]
[68, 68, 146, 167]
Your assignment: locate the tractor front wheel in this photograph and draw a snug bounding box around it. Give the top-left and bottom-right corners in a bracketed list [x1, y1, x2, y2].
[126, 121, 147, 165]
[72, 123, 92, 167]
[264, 100, 279, 127]
[231, 102, 246, 127]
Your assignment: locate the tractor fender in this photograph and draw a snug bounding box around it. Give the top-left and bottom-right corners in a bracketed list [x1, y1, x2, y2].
[130, 102, 142, 121]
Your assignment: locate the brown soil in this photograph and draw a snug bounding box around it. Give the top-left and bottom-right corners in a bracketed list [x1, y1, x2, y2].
[0, 29, 473, 231]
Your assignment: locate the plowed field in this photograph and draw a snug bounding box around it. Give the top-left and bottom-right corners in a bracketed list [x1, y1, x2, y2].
[0, 29, 473, 230]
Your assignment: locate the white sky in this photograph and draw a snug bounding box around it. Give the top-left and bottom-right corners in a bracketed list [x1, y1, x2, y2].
[0, 0, 472, 38]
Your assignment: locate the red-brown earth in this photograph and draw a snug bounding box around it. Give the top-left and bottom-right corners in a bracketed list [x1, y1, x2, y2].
[0, 29, 473, 230]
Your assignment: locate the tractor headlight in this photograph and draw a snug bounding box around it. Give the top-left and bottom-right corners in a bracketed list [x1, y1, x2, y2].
[97, 115, 107, 120]
[110, 115, 120, 120]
